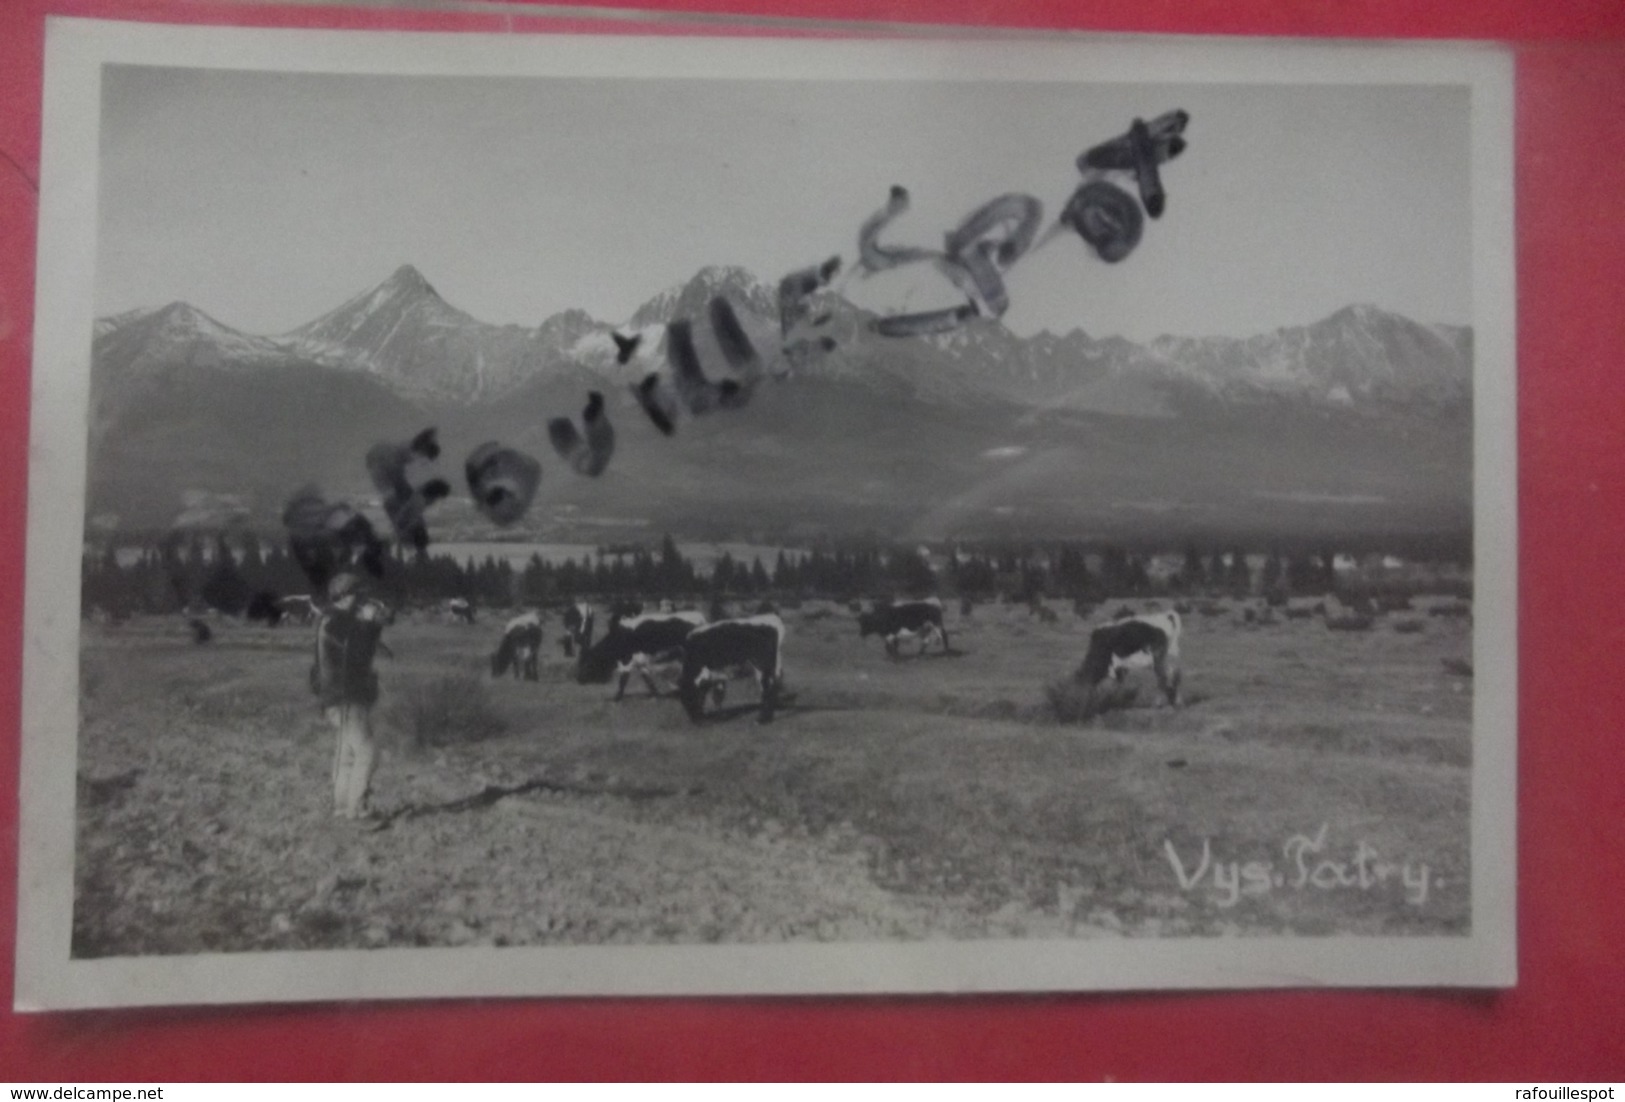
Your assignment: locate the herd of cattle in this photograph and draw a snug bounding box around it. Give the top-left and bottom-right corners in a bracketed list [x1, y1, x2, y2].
[106, 581, 1472, 726]
[87, 575, 1471, 824]
[468, 593, 1184, 723]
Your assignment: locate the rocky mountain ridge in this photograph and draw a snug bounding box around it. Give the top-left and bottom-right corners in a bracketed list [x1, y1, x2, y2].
[95, 263, 1472, 417]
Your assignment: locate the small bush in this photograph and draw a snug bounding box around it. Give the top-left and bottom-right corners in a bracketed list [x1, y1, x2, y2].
[392, 674, 507, 748]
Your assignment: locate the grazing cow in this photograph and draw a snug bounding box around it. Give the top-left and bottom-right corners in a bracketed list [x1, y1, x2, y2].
[491, 611, 543, 681]
[560, 601, 595, 658]
[576, 610, 707, 699]
[188, 618, 213, 644]
[676, 614, 786, 724]
[277, 594, 319, 626]
[858, 597, 949, 658]
[443, 597, 476, 624]
[310, 576, 389, 819]
[1074, 610, 1182, 711]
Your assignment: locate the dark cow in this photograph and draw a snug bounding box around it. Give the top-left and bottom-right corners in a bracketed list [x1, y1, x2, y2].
[676, 614, 786, 724]
[491, 611, 543, 681]
[1074, 610, 1182, 712]
[576, 610, 706, 699]
[858, 597, 949, 658]
[245, 590, 285, 627]
[560, 601, 595, 658]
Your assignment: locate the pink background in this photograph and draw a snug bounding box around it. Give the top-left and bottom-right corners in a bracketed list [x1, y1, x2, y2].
[2, 0, 1622, 1081]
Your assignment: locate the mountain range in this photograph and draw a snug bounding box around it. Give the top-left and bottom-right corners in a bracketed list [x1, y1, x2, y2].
[87, 264, 1474, 545]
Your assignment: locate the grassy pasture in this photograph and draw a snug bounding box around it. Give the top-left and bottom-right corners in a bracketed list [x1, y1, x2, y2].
[72, 599, 1473, 956]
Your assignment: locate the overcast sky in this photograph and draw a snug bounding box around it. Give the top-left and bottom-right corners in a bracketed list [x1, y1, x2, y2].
[96, 65, 1471, 342]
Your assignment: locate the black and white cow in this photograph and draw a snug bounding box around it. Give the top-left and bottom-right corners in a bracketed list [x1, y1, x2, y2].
[560, 601, 595, 658]
[576, 609, 707, 699]
[1074, 610, 1183, 711]
[858, 597, 949, 657]
[676, 614, 785, 724]
[245, 590, 285, 627]
[443, 597, 476, 625]
[491, 610, 543, 681]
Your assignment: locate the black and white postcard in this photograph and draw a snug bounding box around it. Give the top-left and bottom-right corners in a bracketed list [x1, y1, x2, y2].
[16, 18, 1516, 1009]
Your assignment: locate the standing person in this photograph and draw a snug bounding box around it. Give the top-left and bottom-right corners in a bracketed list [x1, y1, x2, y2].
[310, 573, 387, 819]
